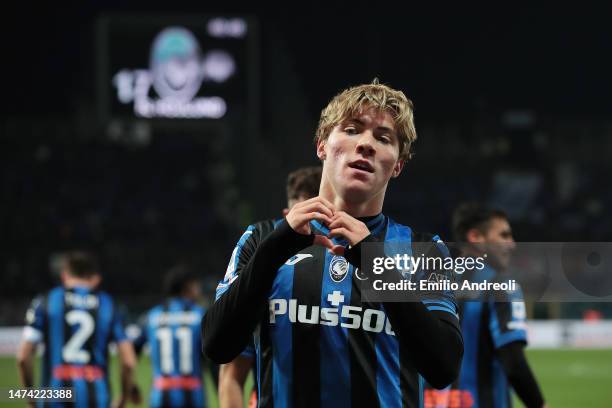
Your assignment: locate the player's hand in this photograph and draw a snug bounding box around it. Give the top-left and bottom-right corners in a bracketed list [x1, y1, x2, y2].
[327, 211, 371, 249]
[286, 196, 345, 254]
[286, 196, 335, 235]
[129, 384, 143, 405]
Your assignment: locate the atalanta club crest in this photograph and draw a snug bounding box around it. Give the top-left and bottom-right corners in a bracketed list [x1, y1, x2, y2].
[330, 256, 349, 283]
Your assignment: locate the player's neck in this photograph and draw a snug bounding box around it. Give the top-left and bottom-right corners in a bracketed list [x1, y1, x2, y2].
[320, 184, 384, 217]
[62, 277, 97, 289]
[176, 295, 195, 303]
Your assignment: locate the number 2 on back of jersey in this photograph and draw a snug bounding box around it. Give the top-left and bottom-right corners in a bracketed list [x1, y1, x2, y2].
[63, 310, 95, 364]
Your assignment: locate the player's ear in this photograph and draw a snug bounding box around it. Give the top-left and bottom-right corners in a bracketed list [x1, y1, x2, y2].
[466, 228, 485, 244]
[316, 139, 327, 161]
[391, 159, 405, 178]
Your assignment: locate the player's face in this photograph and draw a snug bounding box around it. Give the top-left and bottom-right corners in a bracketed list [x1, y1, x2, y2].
[185, 280, 203, 301]
[317, 106, 404, 204]
[482, 217, 516, 270]
[60, 269, 101, 288]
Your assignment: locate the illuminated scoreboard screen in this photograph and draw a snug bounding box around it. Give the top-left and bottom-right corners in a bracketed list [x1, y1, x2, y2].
[97, 15, 257, 121]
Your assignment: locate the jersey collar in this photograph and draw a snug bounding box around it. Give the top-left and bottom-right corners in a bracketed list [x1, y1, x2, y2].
[310, 213, 386, 246]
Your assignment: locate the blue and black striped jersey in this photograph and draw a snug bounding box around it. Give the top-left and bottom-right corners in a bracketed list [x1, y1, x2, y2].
[24, 285, 127, 408]
[426, 264, 528, 408]
[135, 298, 206, 408]
[213, 214, 460, 407]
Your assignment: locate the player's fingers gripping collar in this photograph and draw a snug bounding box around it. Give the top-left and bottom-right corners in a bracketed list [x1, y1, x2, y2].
[303, 202, 334, 218]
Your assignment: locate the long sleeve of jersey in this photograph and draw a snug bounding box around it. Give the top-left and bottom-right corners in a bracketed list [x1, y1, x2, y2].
[497, 342, 545, 408]
[345, 234, 464, 389]
[201, 220, 313, 363]
[383, 295, 463, 389]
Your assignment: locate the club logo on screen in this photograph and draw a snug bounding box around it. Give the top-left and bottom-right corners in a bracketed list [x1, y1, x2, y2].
[112, 26, 238, 119]
[150, 28, 205, 103]
[330, 256, 349, 283]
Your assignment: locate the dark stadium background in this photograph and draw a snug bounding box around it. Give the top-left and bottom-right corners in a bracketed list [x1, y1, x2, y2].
[3, 3, 612, 324]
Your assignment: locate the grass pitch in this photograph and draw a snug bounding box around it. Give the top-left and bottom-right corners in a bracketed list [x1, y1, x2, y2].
[0, 349, 610, 407]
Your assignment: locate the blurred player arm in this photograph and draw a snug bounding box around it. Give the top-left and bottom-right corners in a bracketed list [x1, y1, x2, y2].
[491, 297, 545, 407]
[218, 353, 254, 408]
[202, 220, 314, 363]
[16, 340, 36, 388]
[17, 296, 46, 388]
[112, 308, 141, 408]
[131, 316, 148, 356]
[346, 235, 463, 389]
[497, 342, 545, 408]
[16, 340, 36, 408]
[113, 340, 139, 408]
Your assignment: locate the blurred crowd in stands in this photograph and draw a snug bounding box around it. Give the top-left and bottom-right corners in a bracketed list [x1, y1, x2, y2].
[1, 117, 611, 323]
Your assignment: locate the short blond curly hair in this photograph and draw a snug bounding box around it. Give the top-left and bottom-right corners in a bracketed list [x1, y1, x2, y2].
[315, 80, 417, 160]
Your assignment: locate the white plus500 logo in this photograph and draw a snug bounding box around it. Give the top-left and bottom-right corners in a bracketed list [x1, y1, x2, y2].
[269, 299, 395, 335]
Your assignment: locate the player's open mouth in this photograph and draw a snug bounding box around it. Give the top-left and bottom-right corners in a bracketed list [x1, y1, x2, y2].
[348, 160, 374, 173]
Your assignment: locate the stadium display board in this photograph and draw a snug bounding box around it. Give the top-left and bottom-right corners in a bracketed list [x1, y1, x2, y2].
[96, 15, 258, 125]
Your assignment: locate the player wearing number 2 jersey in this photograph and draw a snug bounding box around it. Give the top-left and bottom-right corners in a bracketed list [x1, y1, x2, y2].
[16, 251, 138, 408]
[133, 266, 208, 408]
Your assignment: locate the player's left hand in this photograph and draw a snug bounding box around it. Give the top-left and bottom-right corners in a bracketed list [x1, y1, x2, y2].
[327, 211, 371, 250]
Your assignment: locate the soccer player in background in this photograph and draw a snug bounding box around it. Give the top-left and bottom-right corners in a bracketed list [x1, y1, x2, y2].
[16, 251, 138, 408]
[133, 265, 209, 408]
[202, 81, 464, 407]
[218, 165, 322, 408]
[433, 203, 546, 408]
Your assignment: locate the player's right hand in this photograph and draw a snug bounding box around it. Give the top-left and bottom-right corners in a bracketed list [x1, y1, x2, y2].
[285, 196, 343, 254]
[286, 196, 335, 235]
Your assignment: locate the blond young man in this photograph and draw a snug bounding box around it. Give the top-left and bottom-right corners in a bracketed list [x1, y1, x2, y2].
[202, 81, 463, 407]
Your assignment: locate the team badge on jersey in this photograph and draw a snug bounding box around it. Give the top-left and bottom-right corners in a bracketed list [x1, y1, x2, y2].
[329, 256, 349, 283]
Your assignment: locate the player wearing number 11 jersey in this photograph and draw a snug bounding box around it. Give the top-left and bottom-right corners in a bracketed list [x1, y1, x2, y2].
[133, 266, 208, 408]
[16, 251, 138, 408]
